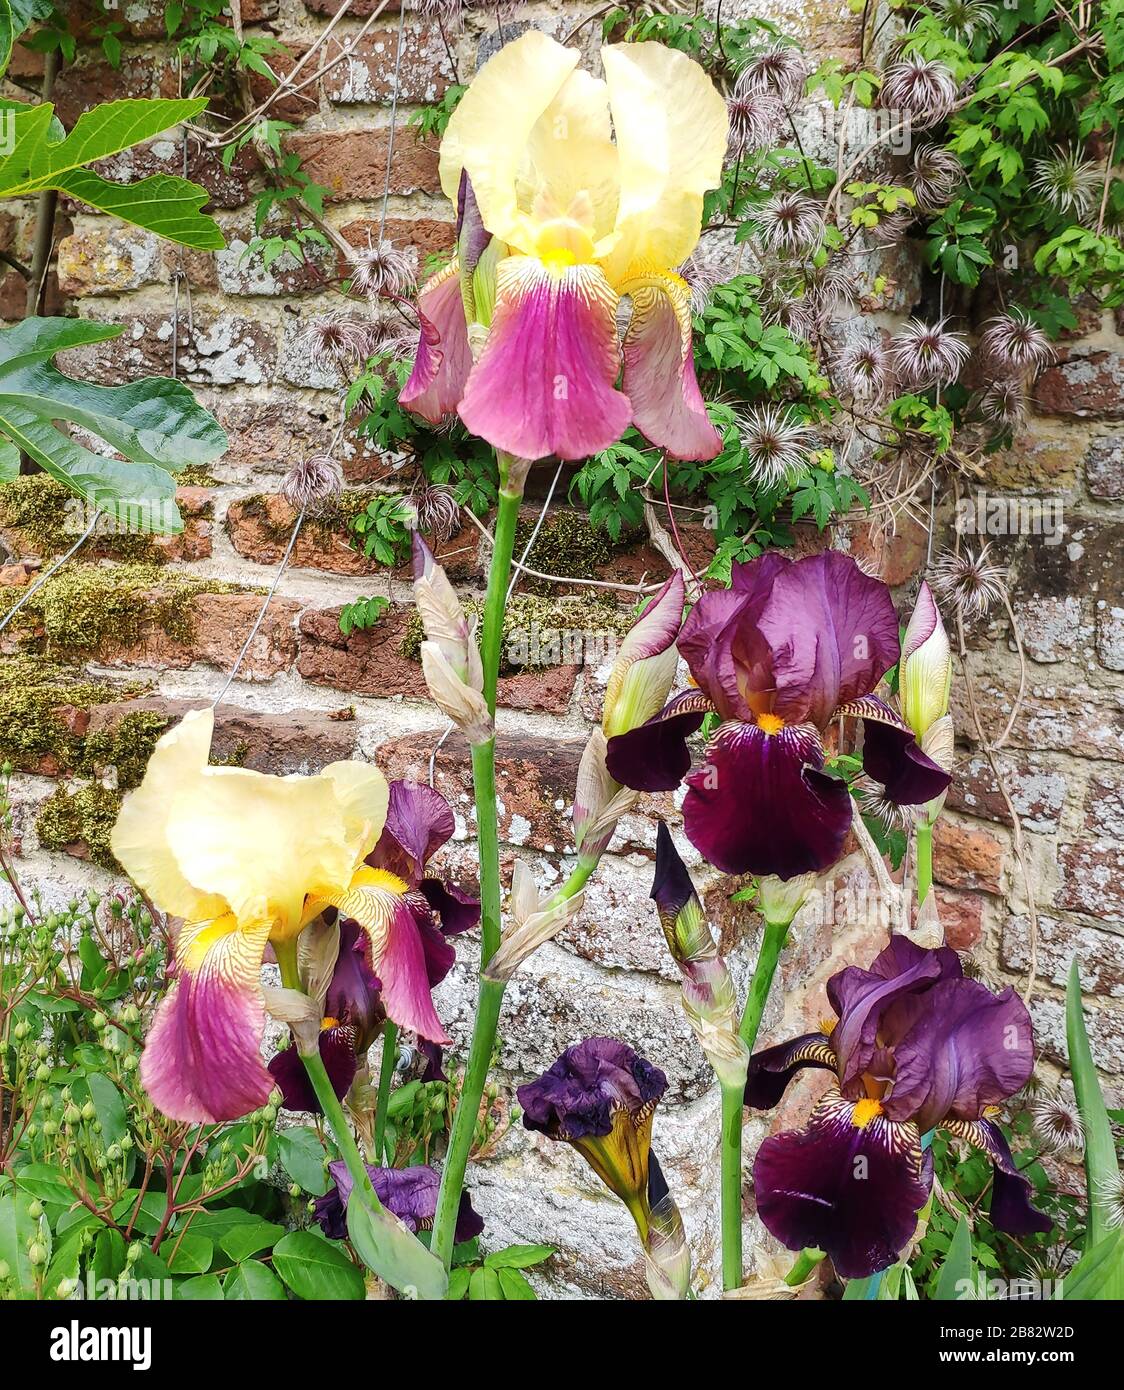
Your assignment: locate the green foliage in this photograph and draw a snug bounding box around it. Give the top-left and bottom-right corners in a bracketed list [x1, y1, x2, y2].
[446, 1241, 555, 1301]
[0, 98, 224, 250]
[339, 594, 391, 637]
[923, 197, 996, 286]
[349, 495, 416, 568]
[408, 84, 468, 140]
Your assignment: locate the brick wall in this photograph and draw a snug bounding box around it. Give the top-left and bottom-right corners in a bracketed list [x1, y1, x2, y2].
[1, 0, 1122, 1297]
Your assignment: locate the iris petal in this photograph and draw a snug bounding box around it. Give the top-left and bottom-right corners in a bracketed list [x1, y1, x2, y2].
[457, 256, 631, 461]
[683, 720, 851, 877]
[839, 695, 952, 805]
[744, 1032, 837, 1110]
[140, 914, 274, 1124]
[753, 1090, 929, 1279]
[605, 688, 711, 792]
[944, 1117, 1052, 1236]
[620, 274, 720, 460]
[399, 259, 473, 426]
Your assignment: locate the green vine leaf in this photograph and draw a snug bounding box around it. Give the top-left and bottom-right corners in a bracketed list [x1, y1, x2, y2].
[0, 317, 228, 532]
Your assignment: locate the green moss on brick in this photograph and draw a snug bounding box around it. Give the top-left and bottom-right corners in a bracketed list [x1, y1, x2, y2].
[0, 475, 168, 562]
[399, 593, 632, 673]
[36, 783, 124, 870]
[0, 562, 240, 653]
[79, 710, 172, 789]
[513, 510, 614, 595]
[0, 655, 142, 772]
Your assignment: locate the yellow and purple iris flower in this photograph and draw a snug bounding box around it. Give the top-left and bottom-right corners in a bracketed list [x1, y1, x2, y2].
[605, 552, 952, 878]
[400, 30, 728, 463]
[111, 712, 476, 1124]
[746, 937, 1050, 1278]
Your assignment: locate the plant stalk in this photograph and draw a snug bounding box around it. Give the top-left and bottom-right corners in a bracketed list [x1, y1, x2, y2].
[915, 819, 933, 906]
[719, 1080, 745, 1290]
[373, 1020, 398, 1164]
[739, 918, 790, 1054]
[430, 456, 525, 1267]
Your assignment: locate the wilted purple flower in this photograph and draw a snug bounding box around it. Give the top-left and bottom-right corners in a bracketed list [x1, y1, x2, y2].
[889, 316, 971, 388]
[737, 404, 816, 488]
[931, 542, 1008, 619]
[518, 1037, 690, 1298]
[880, 55, 957, 127]
[281, 452, 344, 512]
[746, 936, 1049, 1277]
[737, 43, 809, 106]
[909, 143, 962, 209]
[606, 552, 950, 878]
[978, 310, 1054, 373]
[314, 1160, 483, 1243]
[349, 240, 417, 299]
[835, 338, 893, 403]
[1030, 146, 1102, 216]
[727, 80, 786, 157]
[977, 378, 1027, 427]
[756, 191, 825, 254]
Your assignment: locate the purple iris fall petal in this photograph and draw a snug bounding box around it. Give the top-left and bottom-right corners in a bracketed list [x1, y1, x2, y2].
[753, 1092, 930, 1279]
[756, 552, 901, 728]
[605, 689, 710, 793]
[682, 720, 852, 878]
[419, 876, 480, 937]
[948, 1118, 1051, 1236]
[314, 1160, 483, 1245]
[368, 781, 456, 886]
[846, 696, 951, 805]
[744, 1032, 837, 1110]
[518, 1037, 667, 1142]
[880, 978, 1035, 1132]
[268, 1029, 357, 1115]
[411, 895, 458, 989]
[326, 918, 385, 1055]
[418, 1039, 446, 1083]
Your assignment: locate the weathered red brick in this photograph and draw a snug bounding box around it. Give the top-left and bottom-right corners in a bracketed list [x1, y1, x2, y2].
[934, 887, 984, 950]
[847, 514, 927, 587]
[321, 26, 454, 105]
[1086, 434, 1124, 500]
[56, 226, 163, 297]
[339, 216, 455, 270]
[949, 680, 1124, 762]
[57, 311, 276, 387]
[945, 753, 1067, 834]
[1034, 348, 1124, 419]
[931, 818, 1004, 894]
[1084, 771, 1124, 840]
[285, 126, 441, 200]
[297, 604, 579, 713]
[96, 139, 260, 211]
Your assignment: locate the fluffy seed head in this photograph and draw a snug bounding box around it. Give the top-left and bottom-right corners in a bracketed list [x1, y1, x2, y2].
[736, 43, 809, 106]
[282, 453, 344, 512]
[909, 143, 963, 209]
[302, 316, 374, 373]
[756, 191, 825, 255]
[737, 404, 816, 488]
[1031, 1091, 1084, 1156]
[926, 0, 998, 43]
[835, 338, 893, 402]
[889, 316, 971, 388]
[727, 82, 786, 157]
[414, 483, 462, 541]
[977, 378, 1027, 427]
[349, 240, 417, 299]
[978, 310, 1055, 373]
[931, 542, 1007, 620]
[880, 56, 957, 127]
[1030, 146, 1102, 217]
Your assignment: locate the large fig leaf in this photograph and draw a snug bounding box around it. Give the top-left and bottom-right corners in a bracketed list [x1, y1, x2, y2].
[0, 98, 224, 250]
[0, 317, 227, 532]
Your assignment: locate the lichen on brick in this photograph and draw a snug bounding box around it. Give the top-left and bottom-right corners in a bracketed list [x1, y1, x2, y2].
[0, 562, 240, 653]
[35, 782, 124, 869]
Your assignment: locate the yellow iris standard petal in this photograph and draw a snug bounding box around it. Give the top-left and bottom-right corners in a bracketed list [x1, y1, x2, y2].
[439, 29, 580, 256]
[599, 42, 729, 282]
[110, 708, 229, 925]
[112, 708, 389, 940]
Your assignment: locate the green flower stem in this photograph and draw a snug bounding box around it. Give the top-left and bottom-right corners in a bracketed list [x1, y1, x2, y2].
[720, 1080, 745, 1291]
[785, 1247, 825, 1287]
[543, 855, 596, 911]
[739, 918, 790, 1054]
[373, 1020, 398, 1164]
[430, 456, 525, 1269]
[430, 975, 504, 1269]
[916, 820, 933, 906]
[717, 916, 791, 1293]
[275, 940, 385, 1216]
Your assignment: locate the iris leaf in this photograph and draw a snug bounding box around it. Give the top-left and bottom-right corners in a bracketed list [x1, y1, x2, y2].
[934, 1213, 974, 1301]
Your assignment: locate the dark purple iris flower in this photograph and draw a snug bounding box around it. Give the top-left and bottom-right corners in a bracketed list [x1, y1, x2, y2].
[314, 1159, 483, 1246]
[745, 937, 1050, 1279]
[605, 552, 951, 879]
[518, 1037, 668, 1218]
[270, 780, 478, 1113]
